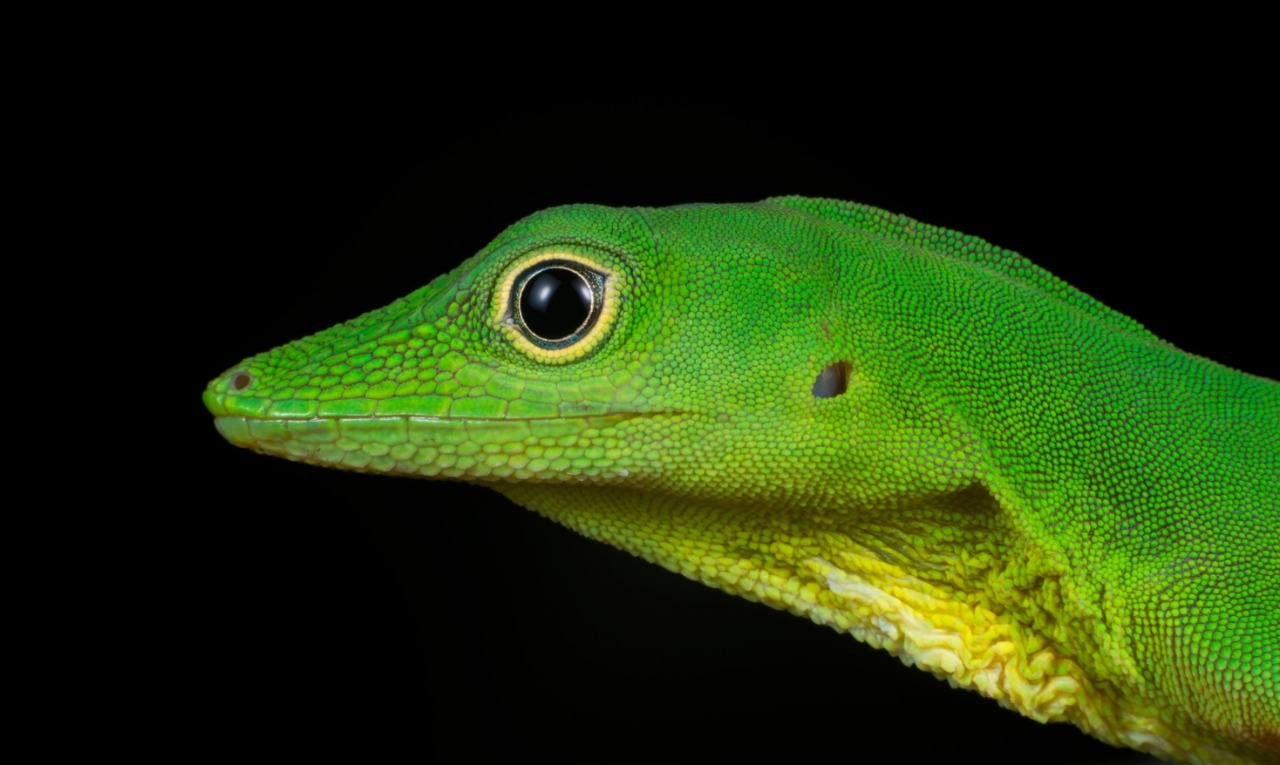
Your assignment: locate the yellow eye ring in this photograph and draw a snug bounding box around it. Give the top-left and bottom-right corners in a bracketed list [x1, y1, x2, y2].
[494, 251, 620, 364]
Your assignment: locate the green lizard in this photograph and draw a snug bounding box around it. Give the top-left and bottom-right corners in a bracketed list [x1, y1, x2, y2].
[204, 198, 1279, 764]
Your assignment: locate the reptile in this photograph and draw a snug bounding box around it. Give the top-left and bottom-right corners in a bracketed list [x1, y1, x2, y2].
[204, 197, 1279, 763]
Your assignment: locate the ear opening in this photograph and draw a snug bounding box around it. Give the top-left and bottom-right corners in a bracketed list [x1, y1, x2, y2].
[812, 361, 851, 399]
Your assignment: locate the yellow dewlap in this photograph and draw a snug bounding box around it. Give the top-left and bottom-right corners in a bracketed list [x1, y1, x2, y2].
[721, 546, 1245, 765]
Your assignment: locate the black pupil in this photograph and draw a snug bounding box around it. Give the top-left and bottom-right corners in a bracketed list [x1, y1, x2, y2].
[520, 268, 592, 341]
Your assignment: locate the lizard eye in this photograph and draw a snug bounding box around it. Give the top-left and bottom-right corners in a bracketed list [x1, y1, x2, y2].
[512, 261, 605, 349]
[494, 250, 621, 364]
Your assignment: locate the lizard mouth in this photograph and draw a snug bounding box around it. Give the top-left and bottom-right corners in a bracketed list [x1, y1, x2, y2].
[210, 407, 653, 481]
[213, 410, 644, 447]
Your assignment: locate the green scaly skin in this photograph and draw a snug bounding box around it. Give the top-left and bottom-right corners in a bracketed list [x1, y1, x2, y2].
[205, 198, 1280, 764]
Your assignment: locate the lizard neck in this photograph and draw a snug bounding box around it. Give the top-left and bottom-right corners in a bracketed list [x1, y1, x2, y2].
[495, 481, 1260, 763]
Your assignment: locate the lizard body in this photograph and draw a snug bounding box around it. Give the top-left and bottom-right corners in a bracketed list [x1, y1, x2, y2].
[205, 198, 1279, 763]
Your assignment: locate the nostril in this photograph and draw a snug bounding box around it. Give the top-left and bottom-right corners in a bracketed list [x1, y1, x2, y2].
[231, 372, 253, 391]
[812, 362, 851, 399]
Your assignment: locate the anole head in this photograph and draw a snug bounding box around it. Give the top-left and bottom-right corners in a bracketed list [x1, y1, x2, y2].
[205, 201, 975, 510]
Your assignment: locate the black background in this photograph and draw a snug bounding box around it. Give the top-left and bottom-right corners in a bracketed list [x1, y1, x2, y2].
[173, 85, 1273, 764]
